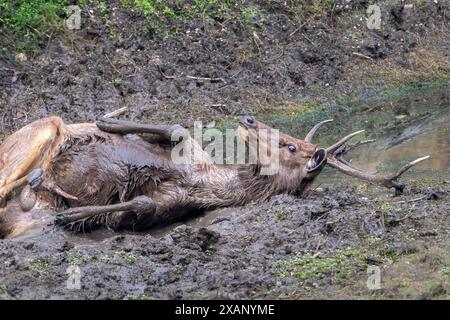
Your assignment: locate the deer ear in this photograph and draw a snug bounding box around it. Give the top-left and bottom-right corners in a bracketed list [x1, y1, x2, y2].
[306, 149, 327, 172]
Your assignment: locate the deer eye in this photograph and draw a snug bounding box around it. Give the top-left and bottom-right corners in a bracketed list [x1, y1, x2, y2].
[287, 145, 296, 153]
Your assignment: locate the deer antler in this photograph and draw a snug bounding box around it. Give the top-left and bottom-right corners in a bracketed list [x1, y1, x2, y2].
[304, 119, 333, 143]
[327, 129, 430, 195]
[306, 120, 431, 195]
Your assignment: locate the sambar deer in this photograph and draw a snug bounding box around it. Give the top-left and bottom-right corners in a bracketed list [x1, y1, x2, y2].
[0, 115, 429, 238]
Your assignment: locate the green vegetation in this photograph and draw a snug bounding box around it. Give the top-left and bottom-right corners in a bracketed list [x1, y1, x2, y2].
[0, 0, 240, 54]
[68, 250, 99, 266]
[111, 78, 123, 86]
[204, 247, 216, 256]
[115, 250, 137, 264]
[25, 257, 51, 276]
[0, 0, 67, 54]
[275, 248, 369, 287]
[3, 259, 13, 268]
[0, 0, 351, 55]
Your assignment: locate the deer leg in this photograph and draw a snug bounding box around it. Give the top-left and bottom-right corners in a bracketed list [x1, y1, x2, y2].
[19, 168, 79, 212]
[96, 117, 212, 165]
[96, 117, 185, 142]
[0, 117, 66, 207]
[54, 195, 156, 230]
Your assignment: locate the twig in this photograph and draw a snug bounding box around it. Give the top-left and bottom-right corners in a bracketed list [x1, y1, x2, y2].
[252, 32, 263, 46]
[395, 196, 426, 204]
[157, 65, 180, 79]
[289, 18, 312, 38]
[394, 214, 411, 222]
[252, 32, 263, 58]
[352, 52, 374, 61]
[207, 104, 228, 108]
[105, 54, 122, 75]
[103, 107, 128, 118]
[301, 33, 317, 48]
[186, 75, 225, 83]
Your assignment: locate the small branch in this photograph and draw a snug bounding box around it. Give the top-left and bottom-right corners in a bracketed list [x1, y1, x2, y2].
[289, 18, 312, 38]
[105, 55, 120, 74]
[186, 75, 225, 83]
[103, 107, 128, 118]
[352, 52, 374, 61]
[157, 65, 180, 79]
[394, 196, 426, 204]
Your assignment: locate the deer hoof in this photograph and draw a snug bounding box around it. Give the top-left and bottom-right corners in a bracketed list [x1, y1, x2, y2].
[20, 185, 37, 212]
[55, 213, 69, 225]
[27, 168, 44, 190]
[393, 184, 405, 197]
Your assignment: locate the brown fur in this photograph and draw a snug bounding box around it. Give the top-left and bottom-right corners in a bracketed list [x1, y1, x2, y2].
[0, 116, 327, 238]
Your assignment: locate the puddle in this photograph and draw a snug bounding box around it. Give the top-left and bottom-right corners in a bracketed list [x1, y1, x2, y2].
[263, 83, 450, 185]
[65, 207, 235, 244]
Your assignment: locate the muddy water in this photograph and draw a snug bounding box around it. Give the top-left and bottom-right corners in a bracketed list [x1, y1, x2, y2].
[314, 85, 450, 185]
[67, 207, 237, 244]
[262, 84, 450, 184]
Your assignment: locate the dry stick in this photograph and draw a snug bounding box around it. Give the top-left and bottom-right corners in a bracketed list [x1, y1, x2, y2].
[395, 196, 427, 204]
[105, 54, 122, 75]
[103, 107, 128, 118]
[186, 75, 225, 83]
[156, 65, 224, 83]
[302, 33, 317, 48]
[252, 32, 263, 58]
[289, 18, 312, 38]
[352, 52, 374, 61]
[157, 65, 179, 79]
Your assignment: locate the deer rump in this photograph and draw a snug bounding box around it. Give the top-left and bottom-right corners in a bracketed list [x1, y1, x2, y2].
[0, 116, 429, 239]
[0, 117, 186, 238]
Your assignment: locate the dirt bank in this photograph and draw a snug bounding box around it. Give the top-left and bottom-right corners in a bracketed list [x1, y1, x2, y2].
[0, 1, 449, 139]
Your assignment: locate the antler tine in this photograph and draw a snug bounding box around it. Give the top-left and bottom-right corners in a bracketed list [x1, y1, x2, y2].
[304, 119, 334, 143]
[334, 139, 376, 158]
[327, 130, 365, 154]
[389, 155, 431, 180]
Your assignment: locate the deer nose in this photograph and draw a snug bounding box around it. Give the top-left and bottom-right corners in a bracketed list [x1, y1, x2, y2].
[242, 116, 254, 125]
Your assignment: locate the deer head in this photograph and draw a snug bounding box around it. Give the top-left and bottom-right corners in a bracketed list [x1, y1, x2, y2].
[237, 115, 328, 195]
[237, 116, 429, 196]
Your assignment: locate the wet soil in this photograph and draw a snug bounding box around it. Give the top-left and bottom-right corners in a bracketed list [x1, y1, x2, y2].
[0, 1, 449, 299]
[0, 185, 448, 300]
[0, 1, 449, 138]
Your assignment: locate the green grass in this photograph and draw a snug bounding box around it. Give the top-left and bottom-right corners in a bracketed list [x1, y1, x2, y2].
[25, 257, 51, 276]
[0, 0, 67, 54]
[0, 0, 348, 55]
[275, 248, 370, 287]
[115, 250, 137, 264]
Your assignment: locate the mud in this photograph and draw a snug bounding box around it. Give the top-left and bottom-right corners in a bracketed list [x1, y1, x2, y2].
[0, 185, 448, 299]
[0, 1, 449, 138]
[0, 1, 449, 299]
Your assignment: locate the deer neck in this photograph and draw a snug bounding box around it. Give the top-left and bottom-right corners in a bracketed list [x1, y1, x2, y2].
[193, 164, 282, 209]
